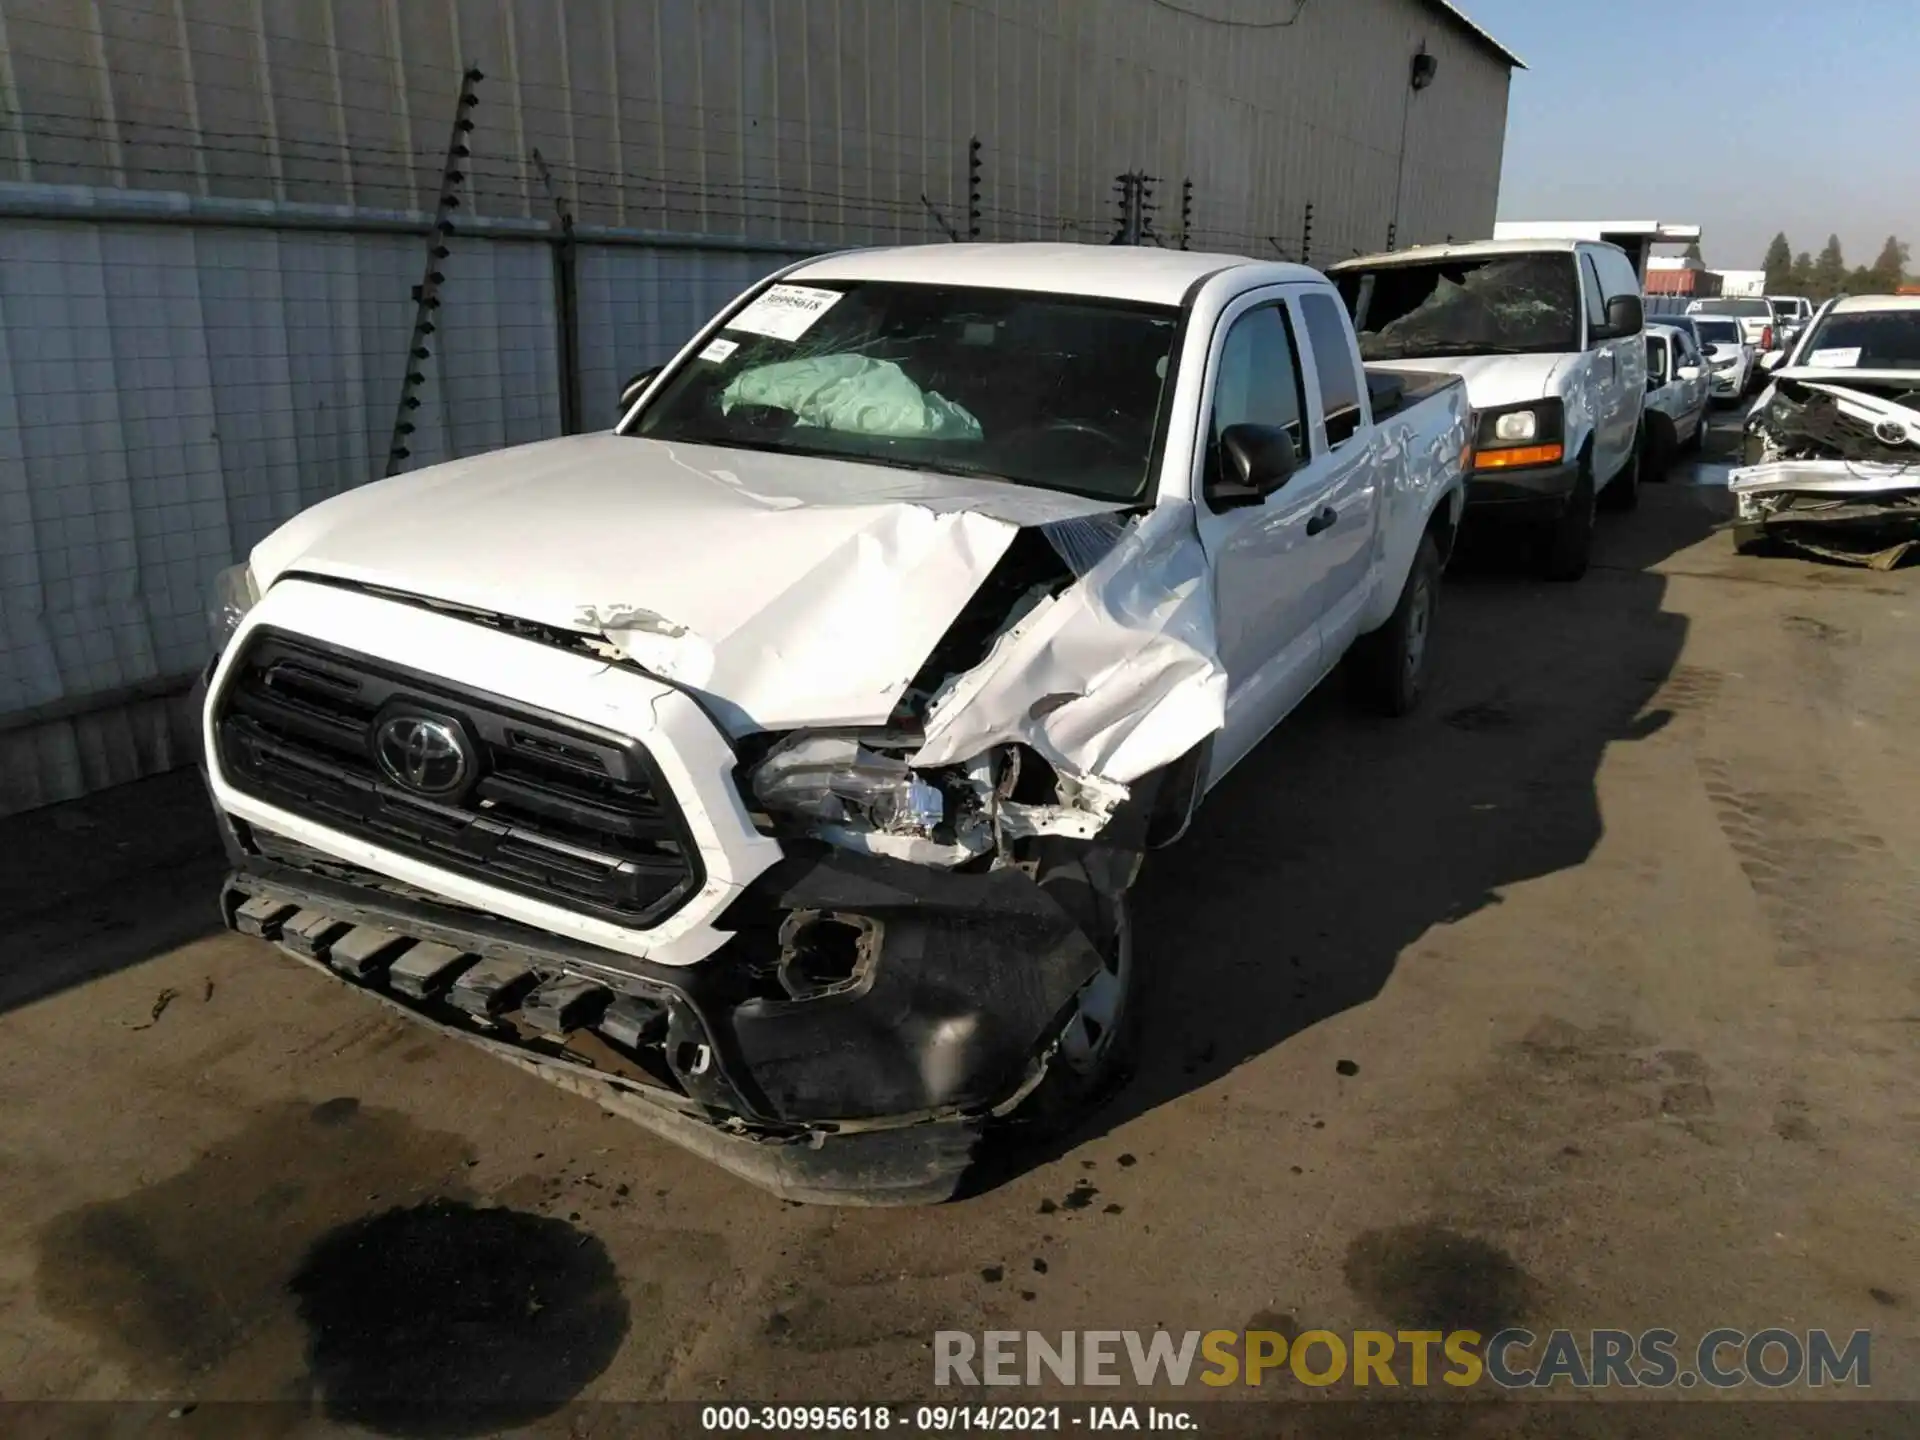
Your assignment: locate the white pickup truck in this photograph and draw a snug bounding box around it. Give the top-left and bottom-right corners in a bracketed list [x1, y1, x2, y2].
[200, 244, 1471, 1203]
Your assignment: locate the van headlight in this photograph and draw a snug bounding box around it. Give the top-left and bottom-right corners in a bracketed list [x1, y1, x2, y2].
[1492, 410, 1540, 442]
[208, 563, 260, 653]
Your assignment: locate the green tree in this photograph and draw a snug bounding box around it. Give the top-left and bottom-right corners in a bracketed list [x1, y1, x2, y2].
[1845, 266, 1876, 297]
[1810, 235, 1847, 300]
[1790, 251, 1815, 291]
[1683, 240, 1704, 263]
[1868, 235, 1911, 292]
[1763, 232, 1794, 292]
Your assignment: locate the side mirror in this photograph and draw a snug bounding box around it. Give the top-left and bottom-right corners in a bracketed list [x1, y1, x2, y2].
[1604, 295, 1644, 338]
[619, 366, 664, 412]
[1760, 350, 1787, 373]
[1209, 424, 1300, 509]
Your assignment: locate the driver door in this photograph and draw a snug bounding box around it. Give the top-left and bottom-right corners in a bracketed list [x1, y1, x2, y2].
[1195, 295, 1337, 784]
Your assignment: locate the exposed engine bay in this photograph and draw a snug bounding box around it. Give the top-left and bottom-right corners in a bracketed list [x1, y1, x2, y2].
[1734, 373, 1920, 569]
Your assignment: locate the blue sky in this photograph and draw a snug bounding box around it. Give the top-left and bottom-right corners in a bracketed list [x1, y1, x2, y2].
[1457, 0, 1918, 270]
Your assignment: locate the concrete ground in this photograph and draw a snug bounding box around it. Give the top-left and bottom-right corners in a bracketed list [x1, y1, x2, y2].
[1, 412, 1915, 1432]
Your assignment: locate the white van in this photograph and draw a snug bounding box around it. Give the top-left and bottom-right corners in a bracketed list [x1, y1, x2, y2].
[1330, 240, 1648, 581]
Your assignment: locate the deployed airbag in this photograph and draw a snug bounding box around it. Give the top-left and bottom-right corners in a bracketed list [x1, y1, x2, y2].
[722, 356, 984, 441]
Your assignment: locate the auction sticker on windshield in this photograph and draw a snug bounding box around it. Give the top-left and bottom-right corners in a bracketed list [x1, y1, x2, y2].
[1808, 347, 1862, 368]
[726, 284, 845, 341]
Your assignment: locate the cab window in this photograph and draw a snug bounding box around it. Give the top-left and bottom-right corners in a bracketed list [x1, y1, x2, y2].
[1207, 303, 1310, 489]
[1580, 256, 1608, 346]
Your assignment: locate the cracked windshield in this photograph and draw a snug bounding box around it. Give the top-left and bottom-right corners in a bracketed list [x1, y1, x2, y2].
[1336, 252, 1582, 360]
[630, 281, 1180, 501]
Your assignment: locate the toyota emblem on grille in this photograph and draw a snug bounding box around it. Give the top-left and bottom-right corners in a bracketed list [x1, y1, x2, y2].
[374, 715, 471, 795]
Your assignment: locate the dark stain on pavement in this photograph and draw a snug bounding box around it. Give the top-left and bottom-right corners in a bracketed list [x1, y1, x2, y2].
[1342, 1223, 1538, 1332]
[290, 1199, 628, 1437]
[35, 1099, 476, 1386]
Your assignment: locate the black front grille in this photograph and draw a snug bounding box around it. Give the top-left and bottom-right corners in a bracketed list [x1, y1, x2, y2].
[215, 630, 703, 926]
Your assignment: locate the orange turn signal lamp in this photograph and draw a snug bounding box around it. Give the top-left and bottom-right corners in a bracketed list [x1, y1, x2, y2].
[1473, 443, 1564, 471]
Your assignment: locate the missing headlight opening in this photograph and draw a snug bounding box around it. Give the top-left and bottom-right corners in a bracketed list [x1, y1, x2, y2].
[777, 912, 883, 1000]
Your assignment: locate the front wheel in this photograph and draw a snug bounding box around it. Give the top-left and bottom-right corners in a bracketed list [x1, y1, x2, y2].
[1540, 460, 1597, 581]
[1604, 426, 1647, 504]
[1017, 861, 1138, 1134]
[1346, 531, 1442, 716]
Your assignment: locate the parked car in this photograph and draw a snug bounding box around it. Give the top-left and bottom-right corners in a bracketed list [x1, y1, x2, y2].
[198, 244, 1473, 1203]
[1643, 323, 1711, 471]
[1688, 296, 1777, 359]
[1767, 295, 1815, 353]
[1688, 314, 1756, 402]
[1734, 294, 1920, 564]
[1329, 238, 1649, 582]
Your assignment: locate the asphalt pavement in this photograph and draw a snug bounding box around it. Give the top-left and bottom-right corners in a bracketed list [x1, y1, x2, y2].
[1, 407, 1914, 1431]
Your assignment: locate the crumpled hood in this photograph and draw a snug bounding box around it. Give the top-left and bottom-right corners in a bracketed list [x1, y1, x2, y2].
[252, 433, 1123, 733]
[1366, 351, 1567, 412]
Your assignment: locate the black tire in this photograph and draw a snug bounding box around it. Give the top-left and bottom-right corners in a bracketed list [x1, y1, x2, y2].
[1682, 410, 1706, 454]
[1612, 422, 1658, 503]
[1016, 861, 1138, 1134]
[1539, 457, 1596, 581]
[1347, 531, 1442, 717]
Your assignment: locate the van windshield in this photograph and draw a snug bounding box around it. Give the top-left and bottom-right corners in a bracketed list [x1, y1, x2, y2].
[1335, 253, 1581, 361]
[628, 280, 1181, 502]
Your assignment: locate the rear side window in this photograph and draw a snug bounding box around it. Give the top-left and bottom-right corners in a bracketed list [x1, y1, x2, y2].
[1298, 292, 1365, 447]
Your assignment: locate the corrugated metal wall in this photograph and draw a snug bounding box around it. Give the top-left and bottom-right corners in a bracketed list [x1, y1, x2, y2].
[0, 0, 1515, 813]
[0, 0, 1513, 257]
[0, 212, 562, 811]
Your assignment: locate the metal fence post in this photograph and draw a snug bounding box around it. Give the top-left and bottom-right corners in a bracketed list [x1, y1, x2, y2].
[1301, 202, 1314, 266]
[386, 66, 481, 476]
[532, 148, 582, 435]
[967, 137, 982, 240]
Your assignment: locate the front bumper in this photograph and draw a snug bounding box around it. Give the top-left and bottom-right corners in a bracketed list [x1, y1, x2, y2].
[212, 800, 1106, 1202]
[1463, 457, 1581, 517]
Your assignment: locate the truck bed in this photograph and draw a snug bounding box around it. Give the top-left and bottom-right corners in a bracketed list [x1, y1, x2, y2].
[1366, 367, 1462, 423]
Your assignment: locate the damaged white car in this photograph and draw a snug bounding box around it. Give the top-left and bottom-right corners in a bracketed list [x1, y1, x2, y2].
[1734, 296, 1920, 569]
[199, 244, 1471, 1202]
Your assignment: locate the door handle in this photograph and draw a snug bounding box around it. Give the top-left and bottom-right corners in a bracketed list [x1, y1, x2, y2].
[1306, 506, 1339, 537]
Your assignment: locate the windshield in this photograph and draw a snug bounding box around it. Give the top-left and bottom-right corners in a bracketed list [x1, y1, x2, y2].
[1795, 310, 1920, 371]
[1767, 299, 1797, 320]
[1691, 299, 1772, 319]
[1335, 253, 1580, 360]
[628, 281, 1180, 501]
[1695, 318, 1743, 345]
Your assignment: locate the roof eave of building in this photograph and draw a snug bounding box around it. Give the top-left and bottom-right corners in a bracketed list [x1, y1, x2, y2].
[1422, 0, 1526, 70]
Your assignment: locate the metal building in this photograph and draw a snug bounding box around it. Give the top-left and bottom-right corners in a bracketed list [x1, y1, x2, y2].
[0, 0, 1520, 813]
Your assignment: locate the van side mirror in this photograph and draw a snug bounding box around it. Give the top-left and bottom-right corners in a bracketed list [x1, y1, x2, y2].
[1604, 295, 1644, 338]
[1209, 424, 1300, 509]
[620, 366, 663, 412]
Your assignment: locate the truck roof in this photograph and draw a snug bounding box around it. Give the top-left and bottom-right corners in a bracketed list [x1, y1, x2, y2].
[787, 243, 1323, 307]
[1329, 238, 1589, 271]
[1824, 294, 1920, 314]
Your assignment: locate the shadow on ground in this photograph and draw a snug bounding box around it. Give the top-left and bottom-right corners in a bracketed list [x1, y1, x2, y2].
[977, 474, 1730, 1182]
[0, 768, 226, 1015]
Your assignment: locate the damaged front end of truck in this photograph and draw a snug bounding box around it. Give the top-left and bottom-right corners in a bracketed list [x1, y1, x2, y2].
[207, 489, 1226, 1204]
[1733, 372, 1920, 569]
